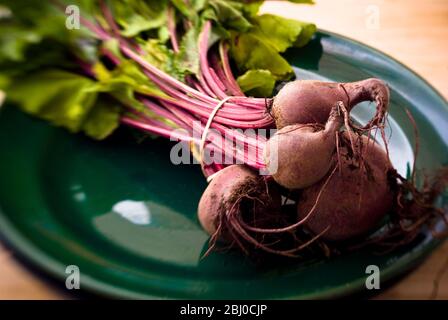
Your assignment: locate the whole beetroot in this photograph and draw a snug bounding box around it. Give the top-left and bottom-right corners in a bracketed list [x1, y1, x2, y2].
[271, 78, 390, 129]
[198, 164, 289, 255]
[264, 103, 343, 189]
[297, 133, 394, 241]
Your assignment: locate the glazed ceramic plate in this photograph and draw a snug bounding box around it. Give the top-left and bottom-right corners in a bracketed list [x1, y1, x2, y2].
[0, 31, 447, 299]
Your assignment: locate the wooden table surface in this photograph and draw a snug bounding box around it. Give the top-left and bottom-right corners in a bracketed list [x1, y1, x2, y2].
[0, 0, 447, 299]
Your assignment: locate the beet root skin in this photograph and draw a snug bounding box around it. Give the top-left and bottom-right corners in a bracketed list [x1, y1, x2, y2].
[198, 165, 251, 236]
[197, 165, 281, 242]
[198, 166, 334, 258]
[297, 134, 394, 241]
[271, 78, 390, 129]
[264, 103, 343, 190]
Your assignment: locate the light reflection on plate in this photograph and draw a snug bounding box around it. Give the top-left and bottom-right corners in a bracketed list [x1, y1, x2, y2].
[93, 200, 209, 266]
[112, 200, 151, 225]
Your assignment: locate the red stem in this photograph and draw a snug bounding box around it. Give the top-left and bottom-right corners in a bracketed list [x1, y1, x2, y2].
[219, 41, 245, 96]
[68, 4, 272, 176]
[167, 6, 180, 53]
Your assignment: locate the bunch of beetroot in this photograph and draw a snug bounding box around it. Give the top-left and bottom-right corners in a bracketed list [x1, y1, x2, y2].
[2, 2, 446, 258]
[198, 79, 448, 258]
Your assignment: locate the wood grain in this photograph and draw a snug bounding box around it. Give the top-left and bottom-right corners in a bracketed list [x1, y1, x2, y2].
[0, 0, 447, 299]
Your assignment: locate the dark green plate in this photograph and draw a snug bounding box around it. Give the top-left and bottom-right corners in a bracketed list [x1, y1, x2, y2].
[0, 31, 447, 299]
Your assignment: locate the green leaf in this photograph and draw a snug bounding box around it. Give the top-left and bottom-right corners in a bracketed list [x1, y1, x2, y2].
[175, 28, 200, 76]
[141, 39, 184, 79]
[230, 32, 294, 80]
[0, 26, 41, 63]
[0, 39, 78, 80]
[191, 0, 208, 11]
[7, 70, 97, 131]
[208, 0, 253, 32]
[200, 8, 230, 39]
[232, 0, 264, 17]
[294, 22, 317, 48]
[5, 69, 121, 139]
[0, 73, 10, 90]
[170, 0, 192, 18]
[83, 96, 121, 140]
[251, 14, 316, 52]
[0, 0, 98, 67]
[92, 60, 168, 106]
[171, 0, 206, 20]
[91, 60, 177, 129]
[110, 0, 169, 37]
[158, 26, 171, 43]
[237, 69, 276, 97]
[229, 13, 316, 82]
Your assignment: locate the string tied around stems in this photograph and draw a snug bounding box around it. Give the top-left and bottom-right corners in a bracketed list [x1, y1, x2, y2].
[191, 96, 232, 182]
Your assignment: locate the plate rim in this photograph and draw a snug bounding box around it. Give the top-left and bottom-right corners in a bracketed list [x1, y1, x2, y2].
[0, 211, 440, 299]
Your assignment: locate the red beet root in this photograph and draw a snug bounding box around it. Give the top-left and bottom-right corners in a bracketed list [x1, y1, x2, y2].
[271, 78, 390, 129]
[297, 133, 394, 241]
[198, 165, 288, 255]
[264, 103, 343, 189]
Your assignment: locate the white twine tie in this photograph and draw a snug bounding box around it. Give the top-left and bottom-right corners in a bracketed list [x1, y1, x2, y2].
[199, 96, 231, 182]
